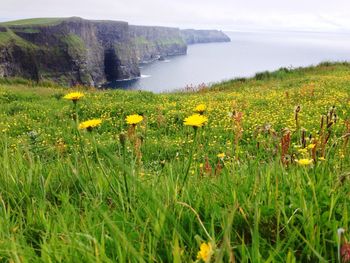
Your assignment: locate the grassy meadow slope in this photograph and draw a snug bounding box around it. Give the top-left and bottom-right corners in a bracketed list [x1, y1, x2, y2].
[0, 63, 350, 262]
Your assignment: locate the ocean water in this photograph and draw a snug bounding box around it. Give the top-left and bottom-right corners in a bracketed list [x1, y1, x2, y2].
[110, 31, 350, 93]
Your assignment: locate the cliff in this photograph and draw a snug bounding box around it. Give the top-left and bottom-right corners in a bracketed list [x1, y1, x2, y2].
[0, 17, 139, 86]
[181, 29, 230, 44]
[0, 17, 230, 86]
[130, 25, 187, 64]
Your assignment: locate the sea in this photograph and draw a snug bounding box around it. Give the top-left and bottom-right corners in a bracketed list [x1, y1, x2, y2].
[109, 31, 350, 93]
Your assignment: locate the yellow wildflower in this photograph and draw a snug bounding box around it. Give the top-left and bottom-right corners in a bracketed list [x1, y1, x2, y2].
[318, 157, 326, 161]
[184, 114, 208, 128]
[126, 114, 143, 125]
[217, 153, 225, 159]
[295, 158, 313, 165]
[63, 92, 84, 102]
[297, 148, 308, 154]
[307, 144, 316, 149]
[194, 104, 206, 114]
[79, 119, 102, 131]
[197, 242, 213, 262]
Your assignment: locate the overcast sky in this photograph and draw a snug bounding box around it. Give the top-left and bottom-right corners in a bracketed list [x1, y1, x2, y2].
[1, 0, 350, 32]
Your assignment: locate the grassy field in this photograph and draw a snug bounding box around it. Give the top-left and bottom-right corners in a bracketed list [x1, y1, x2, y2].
[0, 63, 350, 262]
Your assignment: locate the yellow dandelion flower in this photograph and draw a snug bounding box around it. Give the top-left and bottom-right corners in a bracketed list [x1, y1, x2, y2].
[295, 158, 313, 165]
[126, 114, 143, 125]
[197, 242, 213, 262]
[217, 153, 225, 159]
[297, 148, 308, 154]
[307, 144, 316, 149]
[63, 92, 84, 102]
[79, 119, 102, 131]
[194, 104, 206, 114]
[184, 114, 208, 128]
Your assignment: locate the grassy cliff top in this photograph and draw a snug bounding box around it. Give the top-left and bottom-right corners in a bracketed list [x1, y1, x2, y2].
[0, 28, 38, 48]
[0, 17, 69, 27]
[0, 17, 130, 27]
[0, 17, 77, 47]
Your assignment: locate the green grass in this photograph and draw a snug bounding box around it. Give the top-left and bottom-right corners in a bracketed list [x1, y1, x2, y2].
[134, 36, 152, 45]
[61, 34, 87, 58]
[133, 36, 186, 51]
[0, 63, 350, 262]
[0, 17, 67, 27]
[0, 31, 13, 46]
[0, 28, 39, 49]
[157, 37, 186, 46]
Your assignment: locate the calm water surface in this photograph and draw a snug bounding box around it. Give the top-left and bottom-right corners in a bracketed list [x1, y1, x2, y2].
[112, 31, 350, 92]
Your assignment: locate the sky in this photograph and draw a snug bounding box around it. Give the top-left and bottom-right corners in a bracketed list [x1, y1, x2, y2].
[1, 0, 350, 32]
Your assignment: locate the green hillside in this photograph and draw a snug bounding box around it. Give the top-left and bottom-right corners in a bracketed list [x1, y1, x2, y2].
[0, 63, 350, 262]
[0, 17, 70, 27]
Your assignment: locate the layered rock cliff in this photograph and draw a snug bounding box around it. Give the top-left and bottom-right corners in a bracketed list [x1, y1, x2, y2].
[0, 17, 139, 86]
[0, 17, 230, 86]
[130, 25, 187, 64]
[181, 29, 230, 44]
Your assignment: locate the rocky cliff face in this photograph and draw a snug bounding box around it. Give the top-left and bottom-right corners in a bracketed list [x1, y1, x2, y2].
[0, 17, 230, 87]
[130, 25, 187, 64]
[0, 17, 139, 86]
[181, 29, 231, 44]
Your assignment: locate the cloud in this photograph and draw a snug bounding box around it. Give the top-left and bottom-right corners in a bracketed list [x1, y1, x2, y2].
[1, 0, 350, 31]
